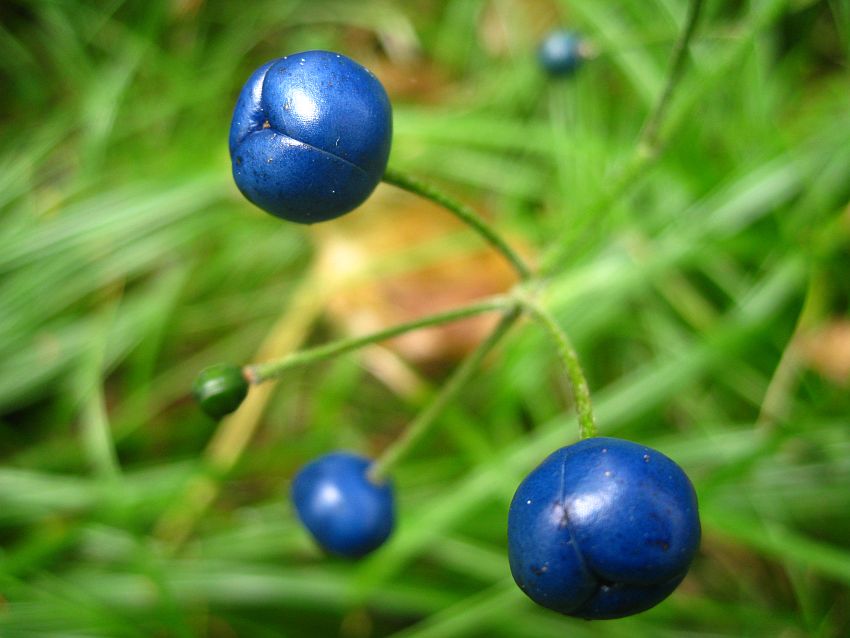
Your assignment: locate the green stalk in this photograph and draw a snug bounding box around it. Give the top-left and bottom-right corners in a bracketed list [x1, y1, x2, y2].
[245, 296, 512, 383]
[637, 0, 705, 156]
[520, 298, 597, 440]
[368, 305, 522, 482]
[382, 168, 533, 281]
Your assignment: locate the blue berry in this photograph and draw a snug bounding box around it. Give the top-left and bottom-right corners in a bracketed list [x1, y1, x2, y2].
[229, 51, 392, 224]
[292, 452, 395, 558]
[507, 437, 700, 619]
[538, 30, 584, 77]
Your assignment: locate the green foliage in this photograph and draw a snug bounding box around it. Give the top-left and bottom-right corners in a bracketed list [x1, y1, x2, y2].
[1, 0, 849, 636]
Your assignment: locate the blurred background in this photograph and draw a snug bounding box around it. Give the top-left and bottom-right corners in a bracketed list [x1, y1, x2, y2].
[2, 0, 850, 636]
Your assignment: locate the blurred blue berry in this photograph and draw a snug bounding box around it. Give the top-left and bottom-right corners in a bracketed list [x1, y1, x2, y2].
[538, 30, 584, 77]
[292, 451, 395, 558]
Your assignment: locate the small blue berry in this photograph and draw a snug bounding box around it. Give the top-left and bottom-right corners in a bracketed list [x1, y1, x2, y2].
[292, 451, 395, 558]
[508, 437, 700, 619]
[229, 51, 392, 224]
[538, 30, 584, 77]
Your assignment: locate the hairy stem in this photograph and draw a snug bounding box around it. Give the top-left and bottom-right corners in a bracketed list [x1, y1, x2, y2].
[638, 0, 705, 155]
[383, 167, 533, 281]
[368, 305, 522, 482]
[520, 298, 597, 440]
[246, 296, 513, 383]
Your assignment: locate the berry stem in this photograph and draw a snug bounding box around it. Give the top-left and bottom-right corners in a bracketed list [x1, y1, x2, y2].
[245, 296, 513, 383]
[519, 296, 597, 440]
[382, 167, 533, 281]
[637, 0, 705, 156]
[368, 304, 522, 482]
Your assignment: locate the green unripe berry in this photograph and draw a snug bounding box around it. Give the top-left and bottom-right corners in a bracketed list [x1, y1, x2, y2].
[192, 363, 249, 419]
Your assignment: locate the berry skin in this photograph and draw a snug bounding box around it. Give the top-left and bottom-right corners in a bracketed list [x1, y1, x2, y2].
[537, 30, 584, 77]
[229, 50, 393, 224]
[292, 452, 395, 558]
[192, 363, 249, 419]
[507, 437, 700, 620]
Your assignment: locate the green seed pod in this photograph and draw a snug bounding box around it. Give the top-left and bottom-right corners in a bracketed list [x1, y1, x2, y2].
[192, 363, 249, 419]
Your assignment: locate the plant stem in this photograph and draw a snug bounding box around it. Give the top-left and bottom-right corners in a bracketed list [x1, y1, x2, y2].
[368, 305, 522, 482]
[520, 298, 597, 440]
[382, 167, 533, 281]
[638, 0, 705, 156]
[246, 296, 512, 383]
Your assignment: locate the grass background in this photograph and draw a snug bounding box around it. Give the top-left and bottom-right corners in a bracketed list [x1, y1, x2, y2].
[2, 0, 850, 636]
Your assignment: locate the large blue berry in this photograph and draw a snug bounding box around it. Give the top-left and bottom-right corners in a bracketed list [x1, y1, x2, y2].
[537, 30, 584, 77]
[292, 452, 395, 558]
[508, 437, 700, 619]
[229, 51, 392, 224]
